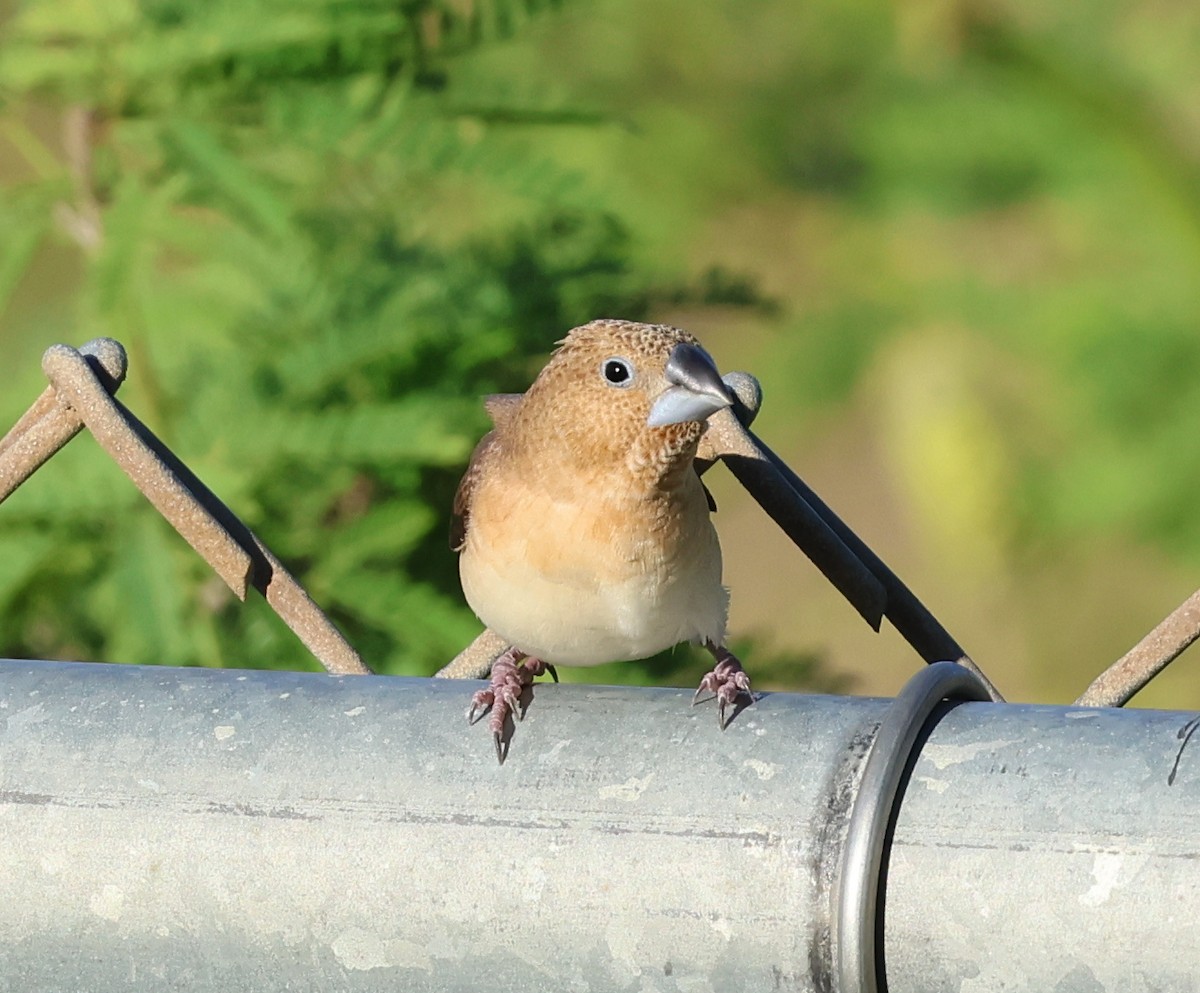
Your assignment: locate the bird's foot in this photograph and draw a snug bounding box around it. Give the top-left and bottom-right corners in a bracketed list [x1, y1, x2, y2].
[467, 648, 557, 763]
[693, 644, 754, 730]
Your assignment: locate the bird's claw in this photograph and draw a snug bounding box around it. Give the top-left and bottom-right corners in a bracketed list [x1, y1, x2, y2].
[467, 649, 554, 763]
[693, 650, 754, 730]
[467, 687, 495, 725]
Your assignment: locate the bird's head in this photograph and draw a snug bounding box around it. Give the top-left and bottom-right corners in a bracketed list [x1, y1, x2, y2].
[513, 319, 735, 486]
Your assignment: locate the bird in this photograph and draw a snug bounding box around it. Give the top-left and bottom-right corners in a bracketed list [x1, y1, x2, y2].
[450, 319, 753, 761]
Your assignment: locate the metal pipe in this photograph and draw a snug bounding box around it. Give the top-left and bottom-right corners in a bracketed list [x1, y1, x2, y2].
[1, 659, 1196, 992]
[834, 661, 994, 993]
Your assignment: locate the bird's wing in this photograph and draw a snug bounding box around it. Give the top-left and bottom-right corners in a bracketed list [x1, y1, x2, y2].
[449, 429, 498, 552]
[450, 395, 523, 552]
[483, 393, 522, 430]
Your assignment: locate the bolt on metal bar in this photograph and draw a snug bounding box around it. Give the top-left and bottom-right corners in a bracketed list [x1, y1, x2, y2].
[1, 658, 1196, 992]
[0, 340, 370, 676]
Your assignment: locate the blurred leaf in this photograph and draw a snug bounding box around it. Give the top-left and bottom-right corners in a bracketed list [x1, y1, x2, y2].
[0, 0, 658, 677]
[163, 120, 296, 242]
[12, 0, 138, 38]
[223, 401, 478, 465]
[333, 570, 481, 673]
[0, 531, 55, 618]
[93, 513, 195, 665]
[313, 501, 438, 583]
[0, 204, 48, 317]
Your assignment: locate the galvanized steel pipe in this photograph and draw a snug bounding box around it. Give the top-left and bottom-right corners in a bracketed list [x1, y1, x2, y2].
[1, 659, 1197, 992]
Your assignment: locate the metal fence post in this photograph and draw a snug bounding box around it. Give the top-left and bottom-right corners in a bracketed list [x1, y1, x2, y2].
[1, 658, 1196, 992]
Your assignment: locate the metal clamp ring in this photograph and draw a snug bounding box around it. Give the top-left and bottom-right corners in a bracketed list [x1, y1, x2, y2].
[834, 661, 994, 993]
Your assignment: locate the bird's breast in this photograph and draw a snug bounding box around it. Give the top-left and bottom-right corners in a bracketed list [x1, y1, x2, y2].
[459, 470, 727, 666]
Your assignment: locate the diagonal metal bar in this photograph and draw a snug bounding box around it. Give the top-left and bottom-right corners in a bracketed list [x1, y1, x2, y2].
[702, 376, 1004, 703]
[702, 401, 887, 632]
[1075, 586, 1200, 708]
[40, 343, 257, 597]
[435, 626, 510, 681]
[1, 340, 371, 677]
[696, 372, 889, 631]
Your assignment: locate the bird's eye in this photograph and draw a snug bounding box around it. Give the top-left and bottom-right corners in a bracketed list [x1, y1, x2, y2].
[602, 357, 634, 387]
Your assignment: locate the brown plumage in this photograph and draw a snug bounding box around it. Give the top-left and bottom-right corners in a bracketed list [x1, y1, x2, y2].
[451, 319, 753, 757]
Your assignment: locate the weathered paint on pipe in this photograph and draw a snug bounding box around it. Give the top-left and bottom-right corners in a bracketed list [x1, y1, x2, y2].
[0, 659, 1196, 993]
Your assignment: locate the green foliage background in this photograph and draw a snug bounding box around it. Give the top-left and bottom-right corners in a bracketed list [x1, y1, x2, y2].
[2, 0, 1199, 704]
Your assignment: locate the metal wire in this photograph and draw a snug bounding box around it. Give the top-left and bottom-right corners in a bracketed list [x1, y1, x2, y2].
[0, 340, 371, 676]
[5, 335, 1198, 704]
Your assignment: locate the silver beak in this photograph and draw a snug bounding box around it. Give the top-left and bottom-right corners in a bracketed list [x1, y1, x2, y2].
[647, 343, 736, 428]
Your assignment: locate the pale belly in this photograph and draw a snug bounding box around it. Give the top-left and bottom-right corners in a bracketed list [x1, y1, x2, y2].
[459, 488, 728, 666]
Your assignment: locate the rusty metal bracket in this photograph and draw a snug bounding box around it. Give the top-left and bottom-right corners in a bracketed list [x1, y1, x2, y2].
[0, 338, 371, 676]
